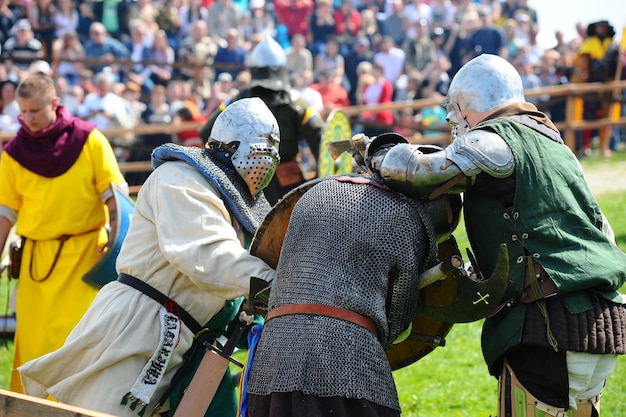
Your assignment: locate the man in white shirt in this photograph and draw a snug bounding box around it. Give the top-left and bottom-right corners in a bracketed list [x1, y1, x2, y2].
[373, 36, 406, 88]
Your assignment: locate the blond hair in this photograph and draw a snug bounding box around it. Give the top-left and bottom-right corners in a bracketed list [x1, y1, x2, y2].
[16, 74, 56, 102]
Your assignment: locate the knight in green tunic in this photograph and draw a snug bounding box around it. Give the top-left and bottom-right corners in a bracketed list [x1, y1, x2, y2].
[364, 54, 626, 417]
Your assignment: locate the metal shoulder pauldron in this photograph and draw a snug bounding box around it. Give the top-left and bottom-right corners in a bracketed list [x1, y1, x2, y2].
[445, 130, 515, 178]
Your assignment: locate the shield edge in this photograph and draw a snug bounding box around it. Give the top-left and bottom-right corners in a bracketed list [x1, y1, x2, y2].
[82, 183, 135, 289]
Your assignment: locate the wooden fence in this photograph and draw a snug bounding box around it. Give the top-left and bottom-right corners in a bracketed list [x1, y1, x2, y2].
[2, 80, 626, 195]
[0, 389, 117, 417]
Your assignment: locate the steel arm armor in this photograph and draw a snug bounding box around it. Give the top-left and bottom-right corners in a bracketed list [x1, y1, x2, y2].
[378, 130, 514, 197]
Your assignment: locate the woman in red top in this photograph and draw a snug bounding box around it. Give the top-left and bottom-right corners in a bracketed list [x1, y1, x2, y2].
[273, 0, 315, 39]
[333, 0, 361, 54]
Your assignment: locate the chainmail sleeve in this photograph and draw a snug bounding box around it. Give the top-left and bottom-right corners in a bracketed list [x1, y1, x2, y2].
[247, 176, 437, 410]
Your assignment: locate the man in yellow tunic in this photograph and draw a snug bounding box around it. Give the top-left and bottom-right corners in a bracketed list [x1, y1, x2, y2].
[573, 20, 619, 157]
[0, 74, 127, 393]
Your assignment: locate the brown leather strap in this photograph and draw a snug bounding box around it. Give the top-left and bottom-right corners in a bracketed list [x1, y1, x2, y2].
[28, 235, 70, 282]
[266, 303, 378, 336]
[118, 273, 203, 334]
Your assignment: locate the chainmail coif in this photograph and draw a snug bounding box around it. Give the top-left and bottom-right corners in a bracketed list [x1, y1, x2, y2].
[247, 175, 437, 411]
[151, 143, 271, 233]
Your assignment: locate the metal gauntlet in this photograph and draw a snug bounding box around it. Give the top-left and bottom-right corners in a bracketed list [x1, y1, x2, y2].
[377, 143, 465, 197]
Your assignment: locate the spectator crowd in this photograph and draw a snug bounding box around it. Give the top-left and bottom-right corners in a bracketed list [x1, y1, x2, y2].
[1, 0, 625, 160]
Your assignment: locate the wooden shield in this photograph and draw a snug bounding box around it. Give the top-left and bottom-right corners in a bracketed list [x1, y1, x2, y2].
[385, 236, 460, 371]
[317, 110, 353, 178]
[82, 183, 135, 288]
[250, 178, 457, 370]
[250, 178, 325, 268]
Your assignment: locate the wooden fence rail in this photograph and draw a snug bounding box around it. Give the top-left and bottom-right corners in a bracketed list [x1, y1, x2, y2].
[0, 389, 117, 417]
[2, 80, 625, 194]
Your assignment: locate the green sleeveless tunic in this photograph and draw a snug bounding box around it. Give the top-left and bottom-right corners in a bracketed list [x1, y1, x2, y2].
[463, 118, 626, 372]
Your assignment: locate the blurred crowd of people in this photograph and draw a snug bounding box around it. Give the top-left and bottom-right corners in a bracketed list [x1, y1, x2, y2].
[1, 0, 624, 158]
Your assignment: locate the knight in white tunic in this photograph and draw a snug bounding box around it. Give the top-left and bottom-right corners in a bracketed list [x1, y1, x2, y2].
[18, 97, 280, 417]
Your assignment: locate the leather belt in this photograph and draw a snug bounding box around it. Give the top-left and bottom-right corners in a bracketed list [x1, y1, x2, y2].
[266, 303, 378, 336]
[118, 273, 202, 334]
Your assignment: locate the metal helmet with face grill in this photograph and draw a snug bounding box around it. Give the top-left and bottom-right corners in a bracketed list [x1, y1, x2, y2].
[210, 97, 281, 196]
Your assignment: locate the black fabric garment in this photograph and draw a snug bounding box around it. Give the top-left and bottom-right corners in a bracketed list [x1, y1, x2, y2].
[247, 392, 400, 417]
[504, 346, 569, 408]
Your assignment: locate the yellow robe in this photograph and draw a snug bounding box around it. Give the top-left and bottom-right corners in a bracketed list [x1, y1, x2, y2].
[0, 129, 125, 393]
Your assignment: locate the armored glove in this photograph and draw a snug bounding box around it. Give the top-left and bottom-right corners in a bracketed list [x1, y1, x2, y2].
[363, 132, 409, 175]
[347, 133, 370, 173]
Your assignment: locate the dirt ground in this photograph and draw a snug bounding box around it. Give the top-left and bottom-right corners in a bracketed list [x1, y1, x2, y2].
[583, 160, 626, 196]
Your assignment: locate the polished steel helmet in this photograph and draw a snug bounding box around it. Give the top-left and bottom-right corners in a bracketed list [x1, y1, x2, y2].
[248, 34, 287, 68]
[446, 54, 525, 113]
[210, 97, 281, 196]
[248, 35, 290, 91]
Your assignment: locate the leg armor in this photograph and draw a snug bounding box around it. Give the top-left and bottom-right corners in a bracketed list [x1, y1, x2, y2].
[498, 359, 601, 417]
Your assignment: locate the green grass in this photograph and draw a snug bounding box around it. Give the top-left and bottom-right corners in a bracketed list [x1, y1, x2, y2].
[0, 278, 14, 390]
[0, 340, 11, 390]
[0, 154, 625, 415]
